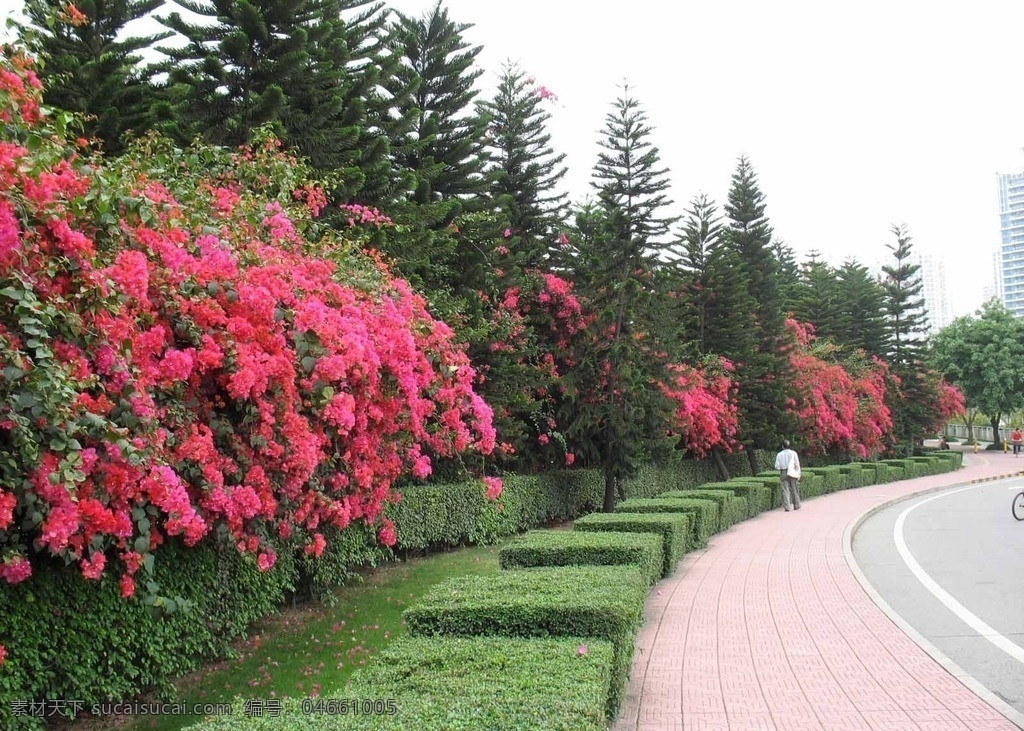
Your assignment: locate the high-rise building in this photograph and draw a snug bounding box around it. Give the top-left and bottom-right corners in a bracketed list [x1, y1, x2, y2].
[910, 251, 952, 334]
[997, 171, 1024, 316]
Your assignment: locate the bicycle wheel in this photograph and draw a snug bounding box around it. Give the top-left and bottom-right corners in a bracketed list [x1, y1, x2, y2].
[1014, 491, 1024, 521]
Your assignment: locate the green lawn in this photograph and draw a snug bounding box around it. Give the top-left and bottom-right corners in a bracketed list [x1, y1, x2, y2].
[78, 544, 503, 731]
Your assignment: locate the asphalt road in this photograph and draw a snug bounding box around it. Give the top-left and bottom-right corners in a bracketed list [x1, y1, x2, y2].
[851, 477, 1024, 721]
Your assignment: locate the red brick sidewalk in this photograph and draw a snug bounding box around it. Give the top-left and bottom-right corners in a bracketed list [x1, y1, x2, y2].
[613, 450, 1024, 731]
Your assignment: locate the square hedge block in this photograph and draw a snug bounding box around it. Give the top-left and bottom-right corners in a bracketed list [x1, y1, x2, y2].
[572, 512, 691, 577]
[499, 529, 663, 586]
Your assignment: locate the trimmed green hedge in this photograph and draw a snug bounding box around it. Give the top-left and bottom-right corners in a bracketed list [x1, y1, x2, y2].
[621, 451, 773, 499]
[386, 470, 607, 553]
[613, 497, 718, 548]
[795, 470, 825, 499]
[700, 480, 771, 517]
[802, 466, 847, 493]
[572, 512, 691, 577]
[658, 489, 747, 531]
[939, 450, 964, 467]
[2, 448, 968, 726]
[748, 474, 786, 509]
[0, 539, 297, 731]
[499, 529, 663, 587]
[881, 460, 909, 480]
[850, 461, 891, 484]
[912, 456, 948, 475]
[838, 463, 868, 488]
[402, 565, 648, 715]
[186, 636, 614, 731]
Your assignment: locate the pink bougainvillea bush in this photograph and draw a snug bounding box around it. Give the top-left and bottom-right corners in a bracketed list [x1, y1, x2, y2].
[784, 319, 893, 458]
[478, 266, 590, 470]
[0, 46, 497, 616]
[661, 356, 741, 459]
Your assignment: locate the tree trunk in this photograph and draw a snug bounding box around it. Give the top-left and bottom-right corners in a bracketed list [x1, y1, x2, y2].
[966, 408, 977, 444]
[712, 446, 730, 481]
[746, 446, 760, 477]
[990, 413, 1002, 449]
[603, 466, 616, 513]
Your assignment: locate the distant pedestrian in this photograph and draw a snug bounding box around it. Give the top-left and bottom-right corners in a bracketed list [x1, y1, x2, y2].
[1011, 427, 1023, 457]
[774, 440, 802, 511]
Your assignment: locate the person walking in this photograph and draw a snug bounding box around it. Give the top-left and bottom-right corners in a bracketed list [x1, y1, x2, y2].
[1012, 427, 1023, 457]
[774, 440, 802, 511]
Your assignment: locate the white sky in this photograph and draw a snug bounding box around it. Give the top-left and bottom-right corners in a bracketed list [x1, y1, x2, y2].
[4, 0, 1023, 318]
[385, 0, 1024, 318]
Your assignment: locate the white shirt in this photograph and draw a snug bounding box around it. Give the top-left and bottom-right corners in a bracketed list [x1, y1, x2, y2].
[774, 448, 799, 471]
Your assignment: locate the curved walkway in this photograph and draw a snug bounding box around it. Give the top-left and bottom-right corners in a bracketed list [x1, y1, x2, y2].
[613, 449, 1024, 731]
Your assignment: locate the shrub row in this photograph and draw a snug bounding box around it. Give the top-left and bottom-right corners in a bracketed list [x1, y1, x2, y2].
[0, 540, 297, 731]
[387, 451, 775, 555]
[189, 636, 614, 731]
[572, 513, 691, 578]
[660, 489, 748, 530]
[614, 497, 718, 548]
[26, 452, 965, 731]
[401, 565, 649, 716]
[183, 450, 964, 731]
[2, 453, 769, 729]
[499, 530, 664, 587]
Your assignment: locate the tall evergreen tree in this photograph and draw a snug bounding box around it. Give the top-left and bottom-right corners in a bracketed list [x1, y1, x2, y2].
[881, 225, 928, 366]
[721, 156, 792, 470]
[158, 0, 322, 145]
[16, 0, 170, 154]
[561, 87, 679, 511]
[387, 1, 489, 206]
[335, 1, 418, 207]
[478, 62, 568, 269]
[774, 239, 802, 314]
[375, 1, 493, 311]
[834, 260, 889, 357]
[791, 252, 841, 336]
[284, 0, 410, 202]
[673, 193, 722, 357]
[881, 224, 931, 454]
[157, 0, 397, 201]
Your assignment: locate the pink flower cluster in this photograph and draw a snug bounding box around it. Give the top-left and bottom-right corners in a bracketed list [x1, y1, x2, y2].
[784, 319, 892, 458]
[535, 85, 558, 102]
[0, 51, 496, 594]
[661, 359, 740, 458]
[339, 203, 393, 228]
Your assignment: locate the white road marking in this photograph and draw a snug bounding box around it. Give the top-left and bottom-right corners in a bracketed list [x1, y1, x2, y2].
[893, 485, 1024, 666]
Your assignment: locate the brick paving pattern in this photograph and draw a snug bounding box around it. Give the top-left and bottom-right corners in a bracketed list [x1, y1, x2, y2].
[613, 450, 1024, 731]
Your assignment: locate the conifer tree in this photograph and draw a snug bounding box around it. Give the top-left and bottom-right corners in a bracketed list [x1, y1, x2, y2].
[674, 193, 722, 357]
[387, 0, 489, 206]
[478, 62, 568, 269]
[375, 1, 493, 311]
[881, 224, 931, 454]
[285, 0, 409, 203]
[774, 239, 802, 313]
[882, 225, 928, 367]
[158, 0, 320, 145]
[672, 192, 757, 365]
[16, 0, 170, 154]
[561, 87, 679, 511]
[791, 252, 841, 336]
[157, 0, 396, 201]
[722, 156, 793, 470]
[834, 261, 889, 357]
